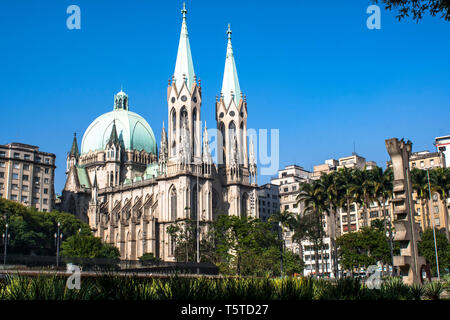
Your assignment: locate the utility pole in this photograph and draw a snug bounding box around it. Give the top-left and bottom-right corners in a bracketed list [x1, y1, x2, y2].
[3, 223, 9, 266]
[54, 222, 63, 268]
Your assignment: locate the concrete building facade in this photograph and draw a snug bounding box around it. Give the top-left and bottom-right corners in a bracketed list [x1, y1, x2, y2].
[0, 143, 56, 212]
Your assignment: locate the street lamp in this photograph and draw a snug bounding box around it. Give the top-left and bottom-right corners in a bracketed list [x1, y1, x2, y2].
[386, 213, 395, 276]
[2, 223, 10, 265]
[54, 222, 63, 268]
[425, 167, 440, 281]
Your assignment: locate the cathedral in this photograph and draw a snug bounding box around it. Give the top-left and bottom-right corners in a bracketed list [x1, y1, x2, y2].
[61, 4, 259, 261]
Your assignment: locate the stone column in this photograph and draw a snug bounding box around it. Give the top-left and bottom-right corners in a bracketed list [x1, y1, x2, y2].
[385, 138, 426, 285]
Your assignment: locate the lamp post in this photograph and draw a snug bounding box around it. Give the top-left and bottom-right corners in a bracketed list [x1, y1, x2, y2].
[54, 222, 63, 268]
[386, 213, 395, 276]
[2, 223, 9, 266]
[426, 167, 440, 281]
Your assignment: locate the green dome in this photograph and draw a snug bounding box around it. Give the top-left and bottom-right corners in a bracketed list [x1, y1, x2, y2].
[81, 93, 157, 155]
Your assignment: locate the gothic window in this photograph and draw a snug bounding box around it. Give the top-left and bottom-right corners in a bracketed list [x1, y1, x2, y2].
[229, 121, 236, 160]
[219, 122, 226, 165]
[212, 189, 219, 210]
[193, 107, 197, 156]
[240, 122, 244, 164]
[191, 184, 198, 220]
[170, 187, 177, 221]
[171, 141, 176, 157]
[241, 193, 249, 218]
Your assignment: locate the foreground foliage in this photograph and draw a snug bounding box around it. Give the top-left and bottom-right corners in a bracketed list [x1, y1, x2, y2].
[0, 275, 447, 300]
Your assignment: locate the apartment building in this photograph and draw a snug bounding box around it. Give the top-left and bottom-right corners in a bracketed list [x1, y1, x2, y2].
[0, 143, 56, 212]
[257, 183, 280, 222]
[435, 135, 449, 168]
[409, 150, 449, 234]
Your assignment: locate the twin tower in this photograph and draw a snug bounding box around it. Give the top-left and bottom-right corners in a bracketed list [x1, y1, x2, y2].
[161, 3, 257, 186]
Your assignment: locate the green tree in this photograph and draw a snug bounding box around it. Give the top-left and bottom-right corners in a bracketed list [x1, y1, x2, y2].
[166, 219, 214, 263]
[60, 234, 120, 259]
[0, 198, 91, 256]
[418, 228, 450, 276]
[371, 0, 450, 22]
[268, 210, 295, 275]
[411, 168, 431, 229]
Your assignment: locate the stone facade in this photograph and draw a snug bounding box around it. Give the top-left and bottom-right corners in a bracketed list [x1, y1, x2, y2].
[61, 6, 258, 261]
[0, 143, 56, 212]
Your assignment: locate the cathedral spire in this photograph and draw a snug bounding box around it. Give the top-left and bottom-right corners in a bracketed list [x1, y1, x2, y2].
[70, 132, 79, 157]
[221, 24, 241, 106]
[108, 120, 120, 146]
[173, 2, 195, 92]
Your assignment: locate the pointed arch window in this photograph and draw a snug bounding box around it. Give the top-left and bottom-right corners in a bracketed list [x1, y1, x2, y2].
[191, 184, 198, 220]
[170, 187, 177, 221]
[219, 122, 226, 165]
[241, 193, 249, 218]
[193, 107, 197, 156]
[229, 121, 236, 161]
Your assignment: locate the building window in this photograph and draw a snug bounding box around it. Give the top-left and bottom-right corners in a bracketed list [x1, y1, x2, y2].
[0, 172, 4, 178]
[22, 185, 28, 191]
[45, 158, 50, 164]
[284, 205, 289, 210]
[44, 188, 48, 194]
[22, 174, 29, 181]
[13, 163, 20, 169]
[44, 178, 49, 184]
[32, 198, 39, 204]
[36, 167, 41, 173]
[416, 208, 421, 216]
[370, 211, 378, 218]
[0, 162, 5, 168]
[0, 183, 3, 189]
[170, 187, 177, 220]
[21, 196, 28, 202]
[11, 195, 18, 200]
[12, 184, 19, 191]
[412, 162, 416, 167]
[12, 173, 19, 180]
[293, 203, 298, 208]
[430, 159, 434, 166]
[23, 164, 30, 171]
[420, 161, 424, 168]
[43, 198, 48, 205]
[0, 151, 5, 157]
[434, 206, 439, 214]
[432, 193, 438, 202]
[45, 168, 49, 174]
[435, 218, 440, 226]
[24, 154, 30, 160]
[14, 153, 20, 159]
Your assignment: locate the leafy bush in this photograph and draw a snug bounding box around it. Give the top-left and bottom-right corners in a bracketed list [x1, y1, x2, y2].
[424, 281, 444, 300]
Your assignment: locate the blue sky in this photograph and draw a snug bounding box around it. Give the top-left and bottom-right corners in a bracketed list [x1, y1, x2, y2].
[0, 0, 449, 193]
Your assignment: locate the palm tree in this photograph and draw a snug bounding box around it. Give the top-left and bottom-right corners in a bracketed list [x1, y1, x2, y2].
[430, 167, 450, 240]
[336, 167, 358, 233]
[352, 166, 376, 228]
[296, 180, 328, 277]
[268, 210, 295, 276]
[319, 171, 341, 278]
[411, 168, 431, 229]
[371, 166, 394, 275]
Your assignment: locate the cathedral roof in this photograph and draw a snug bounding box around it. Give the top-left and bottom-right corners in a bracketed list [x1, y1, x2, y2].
[173, 2, 195, 92]
[221, 24, 241, 106]
[80, 90, 157, 155]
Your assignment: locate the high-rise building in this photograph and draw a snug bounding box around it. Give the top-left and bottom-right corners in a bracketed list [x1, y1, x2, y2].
[257, 183, 280, 222]
[0, 143, 56, 212]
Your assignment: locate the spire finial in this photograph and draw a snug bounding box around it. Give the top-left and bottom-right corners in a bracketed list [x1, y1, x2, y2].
[182, 2, 187, 20]
[227, 24, 232, 40]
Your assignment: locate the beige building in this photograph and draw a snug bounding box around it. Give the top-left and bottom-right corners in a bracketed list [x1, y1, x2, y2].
[0, 143, 56, 212]
[409, 150, 449, 234]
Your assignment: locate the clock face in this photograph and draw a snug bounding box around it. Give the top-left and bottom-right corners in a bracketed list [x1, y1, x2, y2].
[229, 111, 235, 117]
[219, 112, 224, 118]
[171, 97, 175, 103]
[181, 95, 187, 102]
